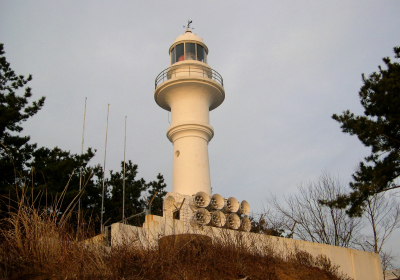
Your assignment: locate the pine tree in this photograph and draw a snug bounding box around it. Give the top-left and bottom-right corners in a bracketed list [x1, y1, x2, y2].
[26, 146, 96, 212]
[0, 43, 45, 192]
[108, 161, 148, 225]
[325, 46, 400, 216]
[146, 173, 167, 216]
[0, 43, 168, 230]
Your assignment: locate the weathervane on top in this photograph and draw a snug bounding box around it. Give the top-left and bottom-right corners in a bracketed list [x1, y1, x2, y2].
[183, 20, 194, 31]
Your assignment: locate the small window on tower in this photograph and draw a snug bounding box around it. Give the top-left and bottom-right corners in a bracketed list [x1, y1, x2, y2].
[185, 43, 196, 60]
[170, 47, 176, 65]
[197, 44, 205, 62]
[176, 44, 184, 62]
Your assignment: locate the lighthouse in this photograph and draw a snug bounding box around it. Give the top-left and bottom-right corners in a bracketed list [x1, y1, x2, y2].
[154, 25, 225, 196]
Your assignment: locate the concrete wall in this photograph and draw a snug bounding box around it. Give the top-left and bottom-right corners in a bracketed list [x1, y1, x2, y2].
[111, 214, 383, 280]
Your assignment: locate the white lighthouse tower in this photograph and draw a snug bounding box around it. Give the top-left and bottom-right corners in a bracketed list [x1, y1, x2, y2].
[154, 25, 225, 196]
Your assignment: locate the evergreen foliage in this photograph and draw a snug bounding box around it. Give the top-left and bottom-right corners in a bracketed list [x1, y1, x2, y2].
[108, 161, 147, 224]
[0, 43, 167, 229]
[146, 173, 168, 216]
[27, 146, 96, 207]
[0, 43, 45, 190]
[325, 46, 400, 216]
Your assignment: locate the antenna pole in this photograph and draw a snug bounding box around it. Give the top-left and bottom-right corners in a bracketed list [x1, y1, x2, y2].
[78, 97, 87, 225]
[101, 104, 110, 233]
[122, 116, 127, 224]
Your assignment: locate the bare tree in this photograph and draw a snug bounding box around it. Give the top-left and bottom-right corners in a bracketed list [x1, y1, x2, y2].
[380, 250, 397, 279]
[266, 173, 364, 248]
[357, 193, 400, 274]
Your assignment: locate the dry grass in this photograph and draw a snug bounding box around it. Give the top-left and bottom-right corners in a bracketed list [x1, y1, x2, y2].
[0, 195, 353, 280]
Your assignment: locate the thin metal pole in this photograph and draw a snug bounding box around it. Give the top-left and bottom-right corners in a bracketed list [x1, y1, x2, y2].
[122, 116, 127, 224]
[78, 97, 87, 223]
[101, 104, 110, 233]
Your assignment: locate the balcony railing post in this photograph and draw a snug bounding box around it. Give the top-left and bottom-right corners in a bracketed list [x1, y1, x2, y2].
[155, 65, 223, 88]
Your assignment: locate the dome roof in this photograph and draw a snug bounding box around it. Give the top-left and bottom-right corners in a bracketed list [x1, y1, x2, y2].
[169, 30, 208, 54]
[173, 30, 204, 44]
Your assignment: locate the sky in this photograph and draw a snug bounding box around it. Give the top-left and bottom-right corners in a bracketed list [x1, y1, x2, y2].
[1, 0, 400, 266]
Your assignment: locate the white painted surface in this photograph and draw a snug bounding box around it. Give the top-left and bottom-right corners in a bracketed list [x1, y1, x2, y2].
[173, 31, 204, 45]
[154, 33, 225, 196]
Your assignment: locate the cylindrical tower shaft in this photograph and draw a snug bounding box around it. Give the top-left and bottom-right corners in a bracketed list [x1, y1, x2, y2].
[167, 82, 215, 195]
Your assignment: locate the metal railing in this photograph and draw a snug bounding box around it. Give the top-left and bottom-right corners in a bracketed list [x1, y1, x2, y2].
[155, 64, 223, 88]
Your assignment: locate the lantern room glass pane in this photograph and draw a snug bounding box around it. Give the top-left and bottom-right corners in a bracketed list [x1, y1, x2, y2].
[197, 45, 205, 62]
[176, 44, 184, 62]
[171, 47, 176, 64]
[185, 43, 196, 60]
